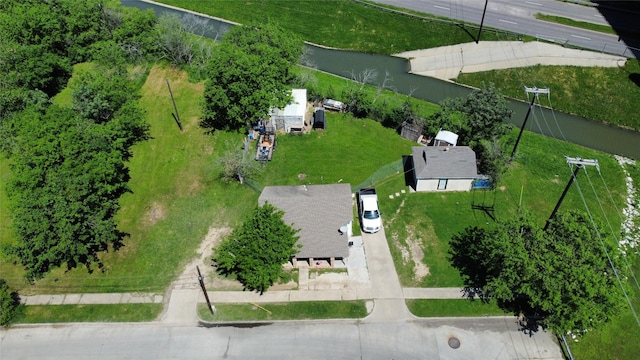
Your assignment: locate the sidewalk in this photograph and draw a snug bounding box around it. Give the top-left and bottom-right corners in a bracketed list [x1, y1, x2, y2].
[19, 287, 466, 305]
[393, 41, 626, 81]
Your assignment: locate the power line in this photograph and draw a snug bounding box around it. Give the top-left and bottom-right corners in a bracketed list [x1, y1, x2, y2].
[583, 166, 640, 291]
[571, 163, 640, 327]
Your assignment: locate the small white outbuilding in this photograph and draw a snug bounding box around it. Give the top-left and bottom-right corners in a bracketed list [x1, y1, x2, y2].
[433, 130, 459, 146]
[271, 89, 307, 133]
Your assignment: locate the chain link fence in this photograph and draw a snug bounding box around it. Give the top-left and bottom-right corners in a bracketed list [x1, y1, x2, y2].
[352, 159, 404, 192]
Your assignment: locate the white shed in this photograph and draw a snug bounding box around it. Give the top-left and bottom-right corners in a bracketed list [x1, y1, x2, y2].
[434, 130, 459, 146]
[411, 146, 478, 192]
[272, 89, 307, 133]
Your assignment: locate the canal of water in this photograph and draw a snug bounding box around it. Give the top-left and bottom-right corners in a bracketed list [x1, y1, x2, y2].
[123, 0, 640, 160]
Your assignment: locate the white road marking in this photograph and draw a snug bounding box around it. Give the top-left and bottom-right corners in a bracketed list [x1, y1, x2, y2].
[499, 19, 518, 25]
[434, 5, 450, 11]
[571, 34, 592, 40]
[525, 1, 542, 5]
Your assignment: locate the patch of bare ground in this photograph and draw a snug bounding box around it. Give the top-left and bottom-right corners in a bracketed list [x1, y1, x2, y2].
[387, 199, 430, 283]
[170, 226, 238, 290]
[145, 201, 167, 226]
[405, 225, 430, 281]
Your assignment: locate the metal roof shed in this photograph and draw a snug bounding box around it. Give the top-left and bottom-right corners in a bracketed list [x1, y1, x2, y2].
[434, 130, 459, 146]
[272, 89, 307, 133]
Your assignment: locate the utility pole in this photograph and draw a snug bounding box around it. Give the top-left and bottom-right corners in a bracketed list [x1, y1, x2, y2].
[510, 87, 549, 161]
[476, 0, 489, 44]
[196, 265, 215, 315]
[543, 157, 599, 231]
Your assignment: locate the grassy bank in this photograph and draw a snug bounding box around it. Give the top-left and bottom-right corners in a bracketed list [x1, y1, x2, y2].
[197, 301, 368, 321]
[455, 60, 640, 131]
[154, 0, 514, 55]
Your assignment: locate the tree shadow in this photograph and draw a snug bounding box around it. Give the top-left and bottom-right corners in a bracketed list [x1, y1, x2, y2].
[629, 73, 640, 88]
[517, 315, 544, 337]
[592, 1, 640, 59]
[461, 286, 490, 301]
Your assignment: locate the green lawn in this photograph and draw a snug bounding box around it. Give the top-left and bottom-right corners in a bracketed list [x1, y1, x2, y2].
[570, 261, 640, 359]
[197, 300, 368, 321]
[381, 127, 628, 287]
[407, 299, 508, 317]
[17, 304, 162, 323]
[455, 60, 640, 131]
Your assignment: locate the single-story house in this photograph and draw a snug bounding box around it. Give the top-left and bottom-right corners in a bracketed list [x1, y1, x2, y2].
[258, 184, 352, 267]
[411, 146, 478, 192]
[271, 89, 307, 133]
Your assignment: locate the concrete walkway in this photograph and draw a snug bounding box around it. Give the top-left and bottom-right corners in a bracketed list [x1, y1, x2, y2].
[393, 40, 627, 81]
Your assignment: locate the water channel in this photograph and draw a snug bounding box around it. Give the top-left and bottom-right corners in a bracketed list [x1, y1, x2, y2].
[123, 0, 639, 160]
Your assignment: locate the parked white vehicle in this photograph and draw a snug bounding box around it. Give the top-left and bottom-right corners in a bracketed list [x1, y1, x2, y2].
[358, 188, 381, 233]
[322, 98, 345, 112]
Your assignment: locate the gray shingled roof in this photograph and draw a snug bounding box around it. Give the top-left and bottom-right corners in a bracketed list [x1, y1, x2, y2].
[412, 146, 478, 179]
[258, 184, 352, 259]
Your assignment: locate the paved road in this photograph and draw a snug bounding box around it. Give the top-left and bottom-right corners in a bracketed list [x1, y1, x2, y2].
[0, 318, 562, 360]
[7, 225, 563, 359]
[373, 0, 637, 58]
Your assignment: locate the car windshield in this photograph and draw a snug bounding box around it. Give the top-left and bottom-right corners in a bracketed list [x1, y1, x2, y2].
[363, 210, 379, 220]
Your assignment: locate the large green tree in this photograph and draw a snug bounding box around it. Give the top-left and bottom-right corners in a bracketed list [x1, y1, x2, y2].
[0, 0, 108, 95]
[4, 66, 149, 279]
[427, 83, 513, 182]
[200, 23, 303, 131]
[214, 203, 300, 293]
[0, 279, 24, 326]
[449, 211, 626, 335]
[427, 83, 512, 145]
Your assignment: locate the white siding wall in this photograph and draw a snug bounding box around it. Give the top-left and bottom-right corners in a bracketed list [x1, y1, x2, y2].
[415, 178, 473, 192]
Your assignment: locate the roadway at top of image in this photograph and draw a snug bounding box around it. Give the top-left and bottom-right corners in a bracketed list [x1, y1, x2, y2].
[374, 0, 638, 58]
